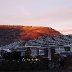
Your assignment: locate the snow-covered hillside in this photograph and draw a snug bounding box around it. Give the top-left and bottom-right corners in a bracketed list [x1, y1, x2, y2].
[0, 35, 72, 49]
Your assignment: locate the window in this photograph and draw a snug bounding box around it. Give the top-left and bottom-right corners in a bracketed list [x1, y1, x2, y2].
[55, 47, 65, 54]
[30, 48, 38, 57]
[39, 49, 45, 55]
[64, 47, 70, 51]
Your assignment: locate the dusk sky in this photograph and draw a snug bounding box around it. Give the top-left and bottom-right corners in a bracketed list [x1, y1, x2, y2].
[0, 0, 72, 34]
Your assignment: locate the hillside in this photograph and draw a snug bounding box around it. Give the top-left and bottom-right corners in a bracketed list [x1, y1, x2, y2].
[0, 25, 62, 46]
[19, 26, 62, 40]
[1, 35, 72, 49]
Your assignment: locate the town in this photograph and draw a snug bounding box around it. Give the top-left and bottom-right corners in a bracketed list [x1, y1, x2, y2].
[0, 41, 72, 69]
[0, 35, 72, 70]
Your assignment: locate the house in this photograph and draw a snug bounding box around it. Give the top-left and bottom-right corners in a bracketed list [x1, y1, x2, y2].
[0, 44, 72, 62]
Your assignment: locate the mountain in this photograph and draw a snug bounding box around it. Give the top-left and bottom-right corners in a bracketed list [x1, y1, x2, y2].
[0, 25, 21, 46]
[0, 25, 62, 46]
[0, 25, 62, 39]
[19, 26, 62, 40]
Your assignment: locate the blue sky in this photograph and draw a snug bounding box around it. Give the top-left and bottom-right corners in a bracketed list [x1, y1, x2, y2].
[0, 0, 72, 34]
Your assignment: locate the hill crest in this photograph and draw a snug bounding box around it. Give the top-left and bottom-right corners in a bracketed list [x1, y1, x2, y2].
[0, 25, 62, 40]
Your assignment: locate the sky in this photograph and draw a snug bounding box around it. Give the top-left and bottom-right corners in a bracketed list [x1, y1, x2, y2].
[0, 0, 72, 35]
